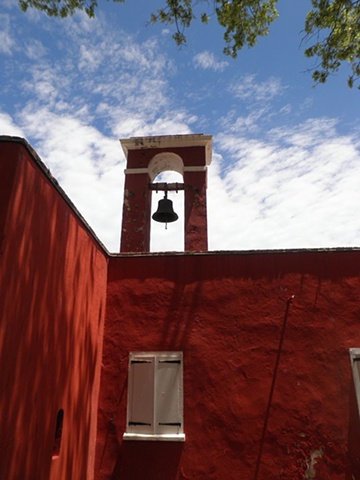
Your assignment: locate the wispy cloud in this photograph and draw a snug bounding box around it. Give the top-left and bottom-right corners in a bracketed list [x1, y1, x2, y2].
[230, 74, 284, 103]
[11, 15, 175, 131]
[0, 112, 25, 136]
[24, 39, 48, 61]
[1, 6, 360, 254]
[210, 119, 360, 249]
[0, 14, 15, 54]
[15, 104, 124, 249]
[0, 11, 194, 250]
[193, 51, 229, 72]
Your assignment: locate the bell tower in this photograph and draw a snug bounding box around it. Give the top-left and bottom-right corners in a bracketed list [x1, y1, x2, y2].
[120, 134, 212, 253]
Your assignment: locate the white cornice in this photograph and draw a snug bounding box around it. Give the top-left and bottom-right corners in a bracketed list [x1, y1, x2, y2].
[120, 134, 212, 165]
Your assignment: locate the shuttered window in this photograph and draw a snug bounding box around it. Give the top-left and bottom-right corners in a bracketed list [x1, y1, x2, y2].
[350, 348, 360, 412]
[124, 352, 185, 441]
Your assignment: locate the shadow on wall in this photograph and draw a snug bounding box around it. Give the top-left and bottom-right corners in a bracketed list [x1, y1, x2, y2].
[102, 249, 360, 478]
[0, 142, 106, 480]
[111, 441, 184, 480]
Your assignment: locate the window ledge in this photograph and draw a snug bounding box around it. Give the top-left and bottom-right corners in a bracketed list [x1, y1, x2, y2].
[123, 433, 185, 442]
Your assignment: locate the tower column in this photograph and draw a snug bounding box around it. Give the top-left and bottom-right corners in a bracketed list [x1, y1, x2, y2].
[184, 169, 208, 251]
[120, 171, 151, 253]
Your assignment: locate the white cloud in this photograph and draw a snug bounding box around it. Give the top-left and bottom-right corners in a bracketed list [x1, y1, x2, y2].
[230, 74, 284, 103]
[12, 15, 174, 135]
[78, 44, 103, 72]
[15, 105, 123, 250]
[220, 108, 268, 135]
[2, 5, 360, 255]
[24, 39, 47, 60]
[0, 112, 25, 136]
[0, 13, 193, 251]
[193, 50, 229, 72]
[0, 14, 15, 54]
[209, 119, 360, 250]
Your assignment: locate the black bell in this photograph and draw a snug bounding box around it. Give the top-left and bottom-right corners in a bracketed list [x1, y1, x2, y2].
[152, 192, 178, 224]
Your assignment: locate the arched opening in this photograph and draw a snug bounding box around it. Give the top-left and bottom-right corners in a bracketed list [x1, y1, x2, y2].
[52, 409, 64, 458]
[150, 170, 184, 252]
[149, 152, 185, 252]
[148, 152, 184, 182]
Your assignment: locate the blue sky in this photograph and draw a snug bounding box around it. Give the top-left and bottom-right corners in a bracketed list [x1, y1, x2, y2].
[1, 0, 360, 252]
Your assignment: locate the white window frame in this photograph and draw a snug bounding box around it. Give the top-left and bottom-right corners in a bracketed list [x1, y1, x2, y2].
[123, 351, 185, 441]
[350, 348, 360, 415]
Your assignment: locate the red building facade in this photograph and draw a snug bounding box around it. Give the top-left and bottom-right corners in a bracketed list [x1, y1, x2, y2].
[1, 135, 360, 479]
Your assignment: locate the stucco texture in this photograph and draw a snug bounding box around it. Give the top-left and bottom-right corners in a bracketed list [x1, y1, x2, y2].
[96, 251, 360, 480]
[0, 141, 108, 480]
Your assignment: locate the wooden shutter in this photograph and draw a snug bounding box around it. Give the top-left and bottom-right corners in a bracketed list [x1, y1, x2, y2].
[155, 355, 183, 434]
[350, 348, 360, 414]
[125, 352, 184, 439]
[127, 356, 154, 434]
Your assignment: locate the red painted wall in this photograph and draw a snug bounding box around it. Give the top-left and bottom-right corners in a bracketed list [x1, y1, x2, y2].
[96, 250, 360, 480]
[0, 141, 18, 252]
[0, 139, 108, 480]
[2, 138, 360, 480]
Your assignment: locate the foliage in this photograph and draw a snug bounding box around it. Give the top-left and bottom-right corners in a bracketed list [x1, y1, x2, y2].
[18, 0, 124, 18]
[18, 0, 360, 88]
[305, 0, 360, 88]
[150, 0, 279, 59]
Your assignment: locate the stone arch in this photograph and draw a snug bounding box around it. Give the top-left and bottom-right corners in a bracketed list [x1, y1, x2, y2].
[148, 152, 184, 182]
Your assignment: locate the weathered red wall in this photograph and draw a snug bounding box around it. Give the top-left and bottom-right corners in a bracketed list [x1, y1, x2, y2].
[96, 250, 360, 480]
[0, 139, 108, 480]
[3, 138, 360, 480]
[0, 142, 18, 252]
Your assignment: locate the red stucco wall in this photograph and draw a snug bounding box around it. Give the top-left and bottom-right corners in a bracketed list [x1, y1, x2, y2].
[0, 140, 108, 480]
[96, 250, 360, 480]
[2, 138, 360, 480]
[0, 142, 19, 252]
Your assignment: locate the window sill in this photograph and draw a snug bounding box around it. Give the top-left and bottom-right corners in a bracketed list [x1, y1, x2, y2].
[123, 433, 185, 442]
